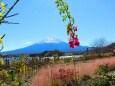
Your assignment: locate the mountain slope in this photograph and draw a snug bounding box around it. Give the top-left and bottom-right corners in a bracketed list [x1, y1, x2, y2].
[0, 37, 89, 55]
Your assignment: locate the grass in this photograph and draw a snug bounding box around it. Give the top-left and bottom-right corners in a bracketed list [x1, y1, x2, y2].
[31, 56, 115, 86]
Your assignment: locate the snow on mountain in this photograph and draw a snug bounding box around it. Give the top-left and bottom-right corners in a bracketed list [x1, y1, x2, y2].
[39, 37, 64, 43]
[0, 37, 90, 55]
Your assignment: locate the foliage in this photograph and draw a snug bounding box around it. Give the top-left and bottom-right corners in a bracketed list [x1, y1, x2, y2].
[112, 52, 115, 56]
[98, 64, 109, 75]
[0, 0, 19, 51]
[63, 58, 72, 63]
[52, 53, 59, 62]
[0, 0, 19, 24]
[55, 0, 74, 23]
[36, 50, 64, 57]
[95, 63, 115, 85]
[0, 56, 42, 85]
[19, 63, 27, 74]
[0, 1, 6, 22]
[81, 52, 114, 62]
[81, 54, 89, 62]
[92, 76, 110, 86]
[80, 53, 99, 62]
[8, 70, 17, 81]
[55, 0, 80, 48]
[0, 58, 5, 65]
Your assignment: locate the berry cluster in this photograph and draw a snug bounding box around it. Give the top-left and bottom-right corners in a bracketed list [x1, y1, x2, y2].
[67, 23, 80, 48]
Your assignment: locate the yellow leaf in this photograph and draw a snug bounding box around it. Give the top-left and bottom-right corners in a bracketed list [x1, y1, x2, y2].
[0, 36, 3, 44]
[0, 59, 4, 65]
[4, 70, 9, 77]
[0, 82, 6, 86]
[1, 7, 6, 12]
[20, 64, 27, 74]
[0, 71, 2, 74]
[0, 13, 4, 18]
[0, 2, 5, 7]
[0, 39, 3, 44]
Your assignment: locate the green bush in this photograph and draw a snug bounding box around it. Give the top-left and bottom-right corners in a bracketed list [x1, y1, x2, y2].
[98, 64, 109, 75]
[63, 58, 72, 63]
[92, 77, 110, 86]
[112, 52, 115, 56]
[82, 53, 99, 61]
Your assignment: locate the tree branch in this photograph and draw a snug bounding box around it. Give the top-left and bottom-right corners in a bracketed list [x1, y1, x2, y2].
[2, 21, 19, 24]
[0, 0, 19, 21]
[1, 34, 5, 39]
[5, 13, 19, 18]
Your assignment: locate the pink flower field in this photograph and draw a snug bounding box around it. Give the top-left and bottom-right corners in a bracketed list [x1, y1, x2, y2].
[32, 57, 115, 86]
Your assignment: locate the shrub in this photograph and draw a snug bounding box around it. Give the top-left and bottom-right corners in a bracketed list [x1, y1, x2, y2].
[82, 75, 90, 81]
[81, 56, 88, 62]
[112, 52, 115, 56]
[92, 76, 110, 86]
[98, 64, 109, 75]
[63, 58, 72, 63]
[82, 53, 99, 61]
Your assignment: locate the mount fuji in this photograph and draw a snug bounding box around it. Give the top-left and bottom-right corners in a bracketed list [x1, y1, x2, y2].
[0, 37, 89, 55]
[39, 37, 63, 43]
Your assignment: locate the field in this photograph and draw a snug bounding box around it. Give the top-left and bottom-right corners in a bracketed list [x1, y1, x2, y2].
[0, 54, 115, 86]
[31, 56, 115, 86]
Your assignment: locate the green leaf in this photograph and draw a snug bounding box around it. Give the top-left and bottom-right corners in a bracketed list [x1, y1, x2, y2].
[67, 12, 71, 18]
[59, 11, 62, 15]
[65, 5, 68, 10]
[55, 0, 59, 4]
[71, 18, 74, 24]
[56, 4, 59, 8]
[62, 16, 66, 22]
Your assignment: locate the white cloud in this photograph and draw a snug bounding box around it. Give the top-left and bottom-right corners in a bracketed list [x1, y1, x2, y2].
[25, 42, 32, 45]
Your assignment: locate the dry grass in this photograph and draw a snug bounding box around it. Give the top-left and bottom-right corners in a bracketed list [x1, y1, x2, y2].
[32, 56, 115, 86]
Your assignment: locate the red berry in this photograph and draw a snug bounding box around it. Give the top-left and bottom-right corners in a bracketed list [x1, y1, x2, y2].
[69, 39, 74, 48]
[70, 33, 74, 38]
[73, 37, 78, 42]
[68, 25, 80, 48]
[74, 41, 80, 46]
[70, 44, 74, 48]
[73, 37, 80, 46]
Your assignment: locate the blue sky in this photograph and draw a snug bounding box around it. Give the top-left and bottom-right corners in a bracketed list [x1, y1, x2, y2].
[0, 0, 115, 51]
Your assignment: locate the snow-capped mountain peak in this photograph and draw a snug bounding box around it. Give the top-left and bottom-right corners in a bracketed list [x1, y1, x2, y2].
[40, 37, 63, 43]
[0, 37, 90, 55]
